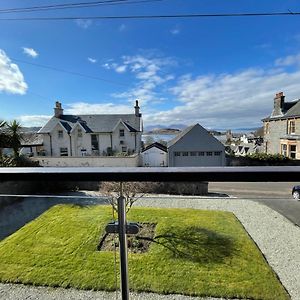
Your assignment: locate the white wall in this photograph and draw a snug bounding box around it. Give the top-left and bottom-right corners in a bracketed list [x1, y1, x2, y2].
[142, 147, 167, 167]
[112, 123, 140, 154]
[32, 154, 141, 167]
[50, 123, 70, 156]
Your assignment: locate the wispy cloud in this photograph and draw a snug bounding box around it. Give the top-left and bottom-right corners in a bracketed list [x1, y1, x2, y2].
[65, 102, 133, 114]
[119, 24, 127, 32]
[105, 52, 176, 105]
[145, 62, 300, 128]
[88, 57, 97, 63]
[75, 19, 92, 29]
[0, 49, 28, 95]
[17, 115, 51, 127]
[170, 25, 181, 35]
[275, 53, 300, 66]
[22, 47, 38, 58]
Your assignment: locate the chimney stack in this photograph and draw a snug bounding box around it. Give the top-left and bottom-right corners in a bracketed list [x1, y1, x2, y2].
[134, 100, 141, 117]
[54, 101, 64, 118]
[272, 92, 285, 116]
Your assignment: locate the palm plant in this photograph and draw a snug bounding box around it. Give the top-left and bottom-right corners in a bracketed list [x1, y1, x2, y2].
[0, 120, 7, 155]
[6, 120, 22, 158]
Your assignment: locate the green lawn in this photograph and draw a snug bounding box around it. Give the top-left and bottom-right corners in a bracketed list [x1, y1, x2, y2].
[0, 204, 289, 300]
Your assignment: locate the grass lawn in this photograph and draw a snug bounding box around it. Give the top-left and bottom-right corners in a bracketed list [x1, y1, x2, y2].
[0, 204, 289, 300]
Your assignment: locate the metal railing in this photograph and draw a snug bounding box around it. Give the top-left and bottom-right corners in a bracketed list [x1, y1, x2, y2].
[1, 166, 300, 299]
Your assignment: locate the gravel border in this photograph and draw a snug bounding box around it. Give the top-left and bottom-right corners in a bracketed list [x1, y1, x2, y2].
[1, 196, 300, 299]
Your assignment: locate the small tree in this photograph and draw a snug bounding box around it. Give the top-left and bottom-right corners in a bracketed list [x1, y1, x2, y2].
[6, 120, 22, 158]
[100, 181, 146, 213]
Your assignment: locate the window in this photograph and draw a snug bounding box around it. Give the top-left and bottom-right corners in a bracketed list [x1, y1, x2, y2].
[120, 140, 124, 145]
[289, 145, 297, 159]
[58, 130, 63, 138]
[182, 152, 189, 156]
[206, 152, 213, 156]
[281, 144, 287, 157]
[198, 152, 205, 156]
[119, 129, 125, 137]
[265, 122, 270, 134]
[78, 129, 82, 137]
[91, 135, 99, 150]
[60, 147, 68, 156]
[190, 151, 197, 156]
[174, 152, 181, 156]
[288, 120, 296, 134]
[214, 151, 221, 156]
[122, 146, 127, 152]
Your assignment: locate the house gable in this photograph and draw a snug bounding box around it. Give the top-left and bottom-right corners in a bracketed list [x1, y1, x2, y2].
[168, 124, 225, 151]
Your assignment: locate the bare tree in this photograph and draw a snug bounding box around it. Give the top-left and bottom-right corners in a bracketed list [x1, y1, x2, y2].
[100, 181, 146, 213]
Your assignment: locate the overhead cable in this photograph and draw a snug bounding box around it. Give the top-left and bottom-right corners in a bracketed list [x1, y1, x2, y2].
[0, 0, 163, 14]
[0, 11, 300, 21]
[12, 57, 130, 87]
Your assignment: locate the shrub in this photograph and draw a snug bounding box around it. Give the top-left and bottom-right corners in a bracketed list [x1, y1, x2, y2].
[245, 153, 290, 162]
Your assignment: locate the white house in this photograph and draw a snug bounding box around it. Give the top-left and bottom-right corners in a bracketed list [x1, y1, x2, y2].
[167, 124, 226, 167]
[37, 101, 142, 157]
[141, 142, 168, 167]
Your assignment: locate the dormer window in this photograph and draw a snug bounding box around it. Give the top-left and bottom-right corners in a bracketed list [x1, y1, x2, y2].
[119, 129, 125, 137]
[78, 129, 82, 137]
[58, 130, 63, 138]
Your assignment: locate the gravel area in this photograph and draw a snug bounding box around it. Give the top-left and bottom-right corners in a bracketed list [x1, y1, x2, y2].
[1, 195, 300, 300]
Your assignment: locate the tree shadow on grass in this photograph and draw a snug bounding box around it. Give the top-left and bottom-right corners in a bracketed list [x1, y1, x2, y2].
[148, 227, 236, 264]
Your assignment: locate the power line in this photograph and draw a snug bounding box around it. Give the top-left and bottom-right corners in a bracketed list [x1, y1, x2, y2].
[0, 11, 300, 21]
[12, 57, 131, 88]
[0, 0, 163, 14]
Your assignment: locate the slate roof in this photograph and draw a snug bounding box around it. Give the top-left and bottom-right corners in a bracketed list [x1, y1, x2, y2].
[142, 142, 167, 153]
[263, 99, 300, 121]
[21, 133, 43, 146]
[38, 114, 140, 134]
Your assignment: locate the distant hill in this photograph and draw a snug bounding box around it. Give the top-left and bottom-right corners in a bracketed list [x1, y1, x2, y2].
[145, 128, 181, 135]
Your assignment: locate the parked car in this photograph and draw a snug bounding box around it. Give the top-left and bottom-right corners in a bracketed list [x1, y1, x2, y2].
[292, 186, 300, 200]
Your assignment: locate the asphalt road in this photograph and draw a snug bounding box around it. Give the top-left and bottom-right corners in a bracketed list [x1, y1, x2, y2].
[209, 181, 300, 226]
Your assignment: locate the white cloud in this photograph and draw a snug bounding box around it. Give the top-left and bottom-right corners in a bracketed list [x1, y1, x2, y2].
[275, 53, 300, 66]
[170, 26, 181, 35]
[75, 19, 92, 29]
[0, 49, 28, 95]
[22, 47, 38, 58]
[88, 57, 97, 63]
[119, 24, 127, 32]
[65, 102, 133, 115]
[115, 65, 127, 73]
[144, 65, 300, 129]
[109, 53, 176, 105]
[17, 115, 51, 127]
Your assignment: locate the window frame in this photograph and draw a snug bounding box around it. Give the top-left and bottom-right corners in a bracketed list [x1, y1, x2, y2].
[60, 147, 68, 156]
[58, 130, 63, 139]
[119, 129, 125, 137]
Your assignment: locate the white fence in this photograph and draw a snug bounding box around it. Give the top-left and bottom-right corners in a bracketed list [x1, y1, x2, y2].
[31, 154, 141, 167]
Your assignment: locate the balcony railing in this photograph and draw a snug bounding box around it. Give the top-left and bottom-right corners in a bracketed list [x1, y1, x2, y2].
[1, 166, 300, 182]
[1, 166, 300, 300]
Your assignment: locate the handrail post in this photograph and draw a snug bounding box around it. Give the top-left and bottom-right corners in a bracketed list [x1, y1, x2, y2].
[117, 194, 129, 300]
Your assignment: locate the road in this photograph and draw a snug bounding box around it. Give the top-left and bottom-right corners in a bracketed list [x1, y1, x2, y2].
[209, 181, 300, 226]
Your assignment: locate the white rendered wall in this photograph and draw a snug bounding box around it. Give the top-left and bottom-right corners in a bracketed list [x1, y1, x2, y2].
[142, 147, 167, 167]
[32, 154, 141, 167]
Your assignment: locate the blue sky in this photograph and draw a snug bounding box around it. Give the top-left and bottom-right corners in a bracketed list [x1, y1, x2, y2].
[1, 0, 300, 130]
